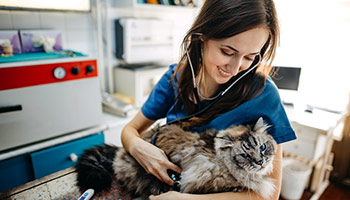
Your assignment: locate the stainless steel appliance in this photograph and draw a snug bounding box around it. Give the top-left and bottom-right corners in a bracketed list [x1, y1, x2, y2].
[115, 18, 174, 64]
[114, 65, 168, 108]
[0, 58, 103, 151]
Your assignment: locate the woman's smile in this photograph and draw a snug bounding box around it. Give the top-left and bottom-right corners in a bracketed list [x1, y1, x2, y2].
[217, 66, 232, 78]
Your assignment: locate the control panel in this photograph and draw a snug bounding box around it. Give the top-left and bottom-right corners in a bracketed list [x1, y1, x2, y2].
[0, 60, 98, 91]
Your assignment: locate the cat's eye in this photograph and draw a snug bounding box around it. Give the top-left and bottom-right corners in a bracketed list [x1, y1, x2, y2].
[240, 153, 248, 158]
[259, 144, 266, 152]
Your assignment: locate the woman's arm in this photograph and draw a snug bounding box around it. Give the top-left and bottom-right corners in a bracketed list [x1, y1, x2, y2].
[121, 111, 182, 186]
[150, 144, 283, 200]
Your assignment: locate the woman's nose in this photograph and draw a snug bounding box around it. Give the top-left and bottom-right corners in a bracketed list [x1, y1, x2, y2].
[228, 56, 243, 76]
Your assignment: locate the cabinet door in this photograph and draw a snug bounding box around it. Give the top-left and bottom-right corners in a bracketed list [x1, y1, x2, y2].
[0, 77, 102, 152]
[30, 133, 104, 179]
[283, 122, 326, 161]
[0, 154, 33, 193]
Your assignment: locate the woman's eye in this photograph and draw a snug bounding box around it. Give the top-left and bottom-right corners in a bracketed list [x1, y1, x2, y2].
[245, 56, 254, 61]
[221, 49, 233, 56]
[260, 144, 266, 152]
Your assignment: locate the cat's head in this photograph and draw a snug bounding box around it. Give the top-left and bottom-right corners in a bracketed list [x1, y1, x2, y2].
[214, 117, 277, 174]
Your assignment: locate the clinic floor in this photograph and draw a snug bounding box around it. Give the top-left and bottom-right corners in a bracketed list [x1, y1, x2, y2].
[279, 182, 350, 200]
[302, 183, 350, 200]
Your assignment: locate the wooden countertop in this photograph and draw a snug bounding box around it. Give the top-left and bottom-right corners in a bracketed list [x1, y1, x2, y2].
[0, 167, 134, 200]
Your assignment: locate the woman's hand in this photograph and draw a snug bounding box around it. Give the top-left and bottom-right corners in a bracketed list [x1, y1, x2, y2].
[149, 191, 185, 200]
[130, 137, 182, 186]
[121, 111, 182, 186]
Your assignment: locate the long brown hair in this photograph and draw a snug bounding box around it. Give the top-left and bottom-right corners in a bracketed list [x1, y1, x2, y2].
[173, 0, 280, 128]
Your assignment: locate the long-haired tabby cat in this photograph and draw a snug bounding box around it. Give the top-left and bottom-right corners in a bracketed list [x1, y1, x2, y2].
[75, 117, 277, 199]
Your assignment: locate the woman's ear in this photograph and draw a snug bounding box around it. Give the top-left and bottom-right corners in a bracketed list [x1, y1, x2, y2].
[193, 32, 204, 42]
[199, 35, 204, 42]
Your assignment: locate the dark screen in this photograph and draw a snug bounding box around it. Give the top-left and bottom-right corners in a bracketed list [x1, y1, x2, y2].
[271, 66, 301, 90]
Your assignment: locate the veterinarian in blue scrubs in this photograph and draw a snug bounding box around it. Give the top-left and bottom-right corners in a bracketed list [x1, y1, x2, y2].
[121, 0, 296, 199]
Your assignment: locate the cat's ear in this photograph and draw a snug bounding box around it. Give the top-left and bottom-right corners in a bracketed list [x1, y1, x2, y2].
[215, 131, 234, 149]
[253, 117, 270, 133]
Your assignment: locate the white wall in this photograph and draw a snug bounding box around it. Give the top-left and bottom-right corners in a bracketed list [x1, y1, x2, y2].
[274, 0, 350, 111]
[108, 7, 198, 64]
[0, 3, 199, 94]
[0, 10, 98, 58]
[97, 2, 199, 93]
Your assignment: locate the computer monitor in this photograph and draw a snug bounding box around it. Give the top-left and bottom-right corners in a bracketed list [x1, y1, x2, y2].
[271, 66, 301, 91]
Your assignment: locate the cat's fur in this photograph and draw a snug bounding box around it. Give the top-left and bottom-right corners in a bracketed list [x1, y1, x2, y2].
[75, 117, 277, 199]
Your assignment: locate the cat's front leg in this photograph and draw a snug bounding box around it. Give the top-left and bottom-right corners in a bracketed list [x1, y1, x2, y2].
[252, 177, 276, 199]
[232, 186, 245, 192]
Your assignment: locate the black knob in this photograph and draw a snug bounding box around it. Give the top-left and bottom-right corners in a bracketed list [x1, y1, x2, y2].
[71, 66, 80, 75]
[85, 65, 94, 74]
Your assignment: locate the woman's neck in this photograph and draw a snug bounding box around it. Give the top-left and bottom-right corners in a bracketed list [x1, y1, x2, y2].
[197, 69, 219, 101]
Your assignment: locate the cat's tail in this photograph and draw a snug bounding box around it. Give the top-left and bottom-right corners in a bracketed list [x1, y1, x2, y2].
[75, 144, 119, 193]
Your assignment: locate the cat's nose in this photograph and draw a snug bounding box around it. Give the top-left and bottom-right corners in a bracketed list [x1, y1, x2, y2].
[254, 159, 263, 166]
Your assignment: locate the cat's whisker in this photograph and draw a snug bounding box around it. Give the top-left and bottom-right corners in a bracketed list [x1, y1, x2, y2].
[245, 174, 252, 196]
[246, 177, 253, 200]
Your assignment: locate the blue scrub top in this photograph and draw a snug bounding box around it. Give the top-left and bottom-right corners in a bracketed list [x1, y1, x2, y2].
[142, 64, 296, 144]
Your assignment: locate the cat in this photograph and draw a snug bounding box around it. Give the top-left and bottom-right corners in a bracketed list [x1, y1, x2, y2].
[75, 117, 277, 199]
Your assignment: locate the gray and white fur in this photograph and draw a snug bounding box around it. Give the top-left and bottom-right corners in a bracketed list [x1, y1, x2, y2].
[75, 117, 277, 199]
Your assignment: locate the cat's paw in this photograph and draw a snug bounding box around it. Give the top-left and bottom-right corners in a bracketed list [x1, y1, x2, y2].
[257, 178, 276, 199]
[232, 186, 245, 192]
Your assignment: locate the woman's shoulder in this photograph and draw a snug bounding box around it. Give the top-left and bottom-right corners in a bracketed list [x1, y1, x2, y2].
[160, 63, 178, 81]
[151, 64, 178, 86]
[169, 63, 178, 71]
[251, 76, 280, 103]
[264, 76, 279, 95]
[141, 63, 178, 121]
[165, 63, 177, 75]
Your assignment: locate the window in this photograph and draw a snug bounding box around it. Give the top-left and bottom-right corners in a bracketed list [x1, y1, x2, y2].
[274, 0, 350, 112]
[0, 0, 90, 11]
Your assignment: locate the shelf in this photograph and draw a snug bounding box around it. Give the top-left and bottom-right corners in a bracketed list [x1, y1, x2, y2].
[133, 3, 195, 9]
[0, 56, 96, 68]
[114, 0, 199, 12]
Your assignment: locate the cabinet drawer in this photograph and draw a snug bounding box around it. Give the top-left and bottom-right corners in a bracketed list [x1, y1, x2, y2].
[291, 122, 319, 142]
[0, 154, 33, 193]
[283, 139, 316, 160]
[31, 133, 104, 179]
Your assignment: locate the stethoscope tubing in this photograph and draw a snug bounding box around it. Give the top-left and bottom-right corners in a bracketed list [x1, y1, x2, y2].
[151, 41, 262, 145]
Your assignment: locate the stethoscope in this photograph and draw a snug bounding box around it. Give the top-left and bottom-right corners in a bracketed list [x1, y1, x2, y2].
[150, 42, 262, 189]
[151, 41, 262, 145]
[186, 42, 261, 112]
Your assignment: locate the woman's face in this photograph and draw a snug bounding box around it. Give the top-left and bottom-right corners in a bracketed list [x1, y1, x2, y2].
[201, 27, 269, 86]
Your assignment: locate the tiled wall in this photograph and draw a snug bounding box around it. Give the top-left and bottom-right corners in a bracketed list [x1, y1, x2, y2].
[0, 6, 198, 93]
[0, 10, 98, 57]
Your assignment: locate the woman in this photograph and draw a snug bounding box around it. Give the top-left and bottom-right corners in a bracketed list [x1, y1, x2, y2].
[121, 0, 296, 199]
